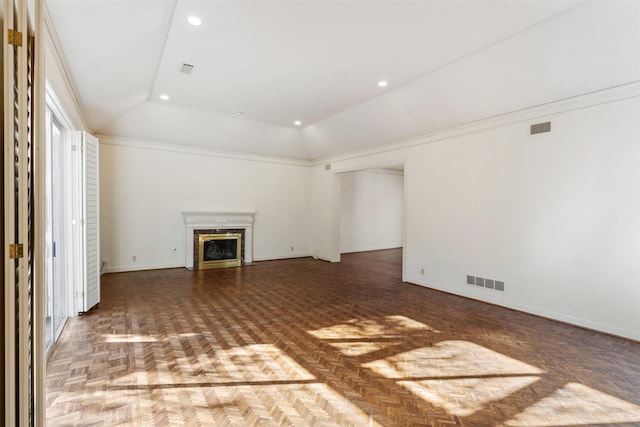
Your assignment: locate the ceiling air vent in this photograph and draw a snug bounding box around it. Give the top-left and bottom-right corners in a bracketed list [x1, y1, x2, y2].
[179, 63, 194, 74]
[530, 121, 551, 135]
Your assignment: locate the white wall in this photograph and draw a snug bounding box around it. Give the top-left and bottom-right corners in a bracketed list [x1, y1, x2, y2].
[310, 165, 340, 262]
[311, 86, 640, 341]
[99, 137, 312, 272]
[340, 170, 403, 253]
[44, 14, 88, 132]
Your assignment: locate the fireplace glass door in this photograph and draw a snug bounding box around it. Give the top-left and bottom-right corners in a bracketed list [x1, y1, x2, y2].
[198, 233, 242, 269]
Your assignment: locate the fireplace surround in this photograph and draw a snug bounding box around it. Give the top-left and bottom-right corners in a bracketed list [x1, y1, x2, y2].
[183, 211, 255, 270]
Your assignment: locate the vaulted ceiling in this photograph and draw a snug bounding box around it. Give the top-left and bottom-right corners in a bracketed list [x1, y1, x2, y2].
[46, 0, 640, 160]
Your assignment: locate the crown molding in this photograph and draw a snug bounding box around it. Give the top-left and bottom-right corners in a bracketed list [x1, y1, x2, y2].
[312, 81, 640, 166]
[96, 134, 313, 167]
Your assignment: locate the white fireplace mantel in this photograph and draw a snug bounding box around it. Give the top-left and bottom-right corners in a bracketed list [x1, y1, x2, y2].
[183, 211, 255, 269]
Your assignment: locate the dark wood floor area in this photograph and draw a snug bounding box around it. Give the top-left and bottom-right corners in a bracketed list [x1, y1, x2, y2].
[47, 249, 640, 426]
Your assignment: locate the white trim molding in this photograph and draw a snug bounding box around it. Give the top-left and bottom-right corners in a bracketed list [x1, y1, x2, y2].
[183, 211, 256, 270]
[98, 134, 312, 167]
[313, 81, 640, 166]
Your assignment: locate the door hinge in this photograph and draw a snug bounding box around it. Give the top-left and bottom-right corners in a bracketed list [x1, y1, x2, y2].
[9, 243, 24, 259]
[8, 29, 22, 47]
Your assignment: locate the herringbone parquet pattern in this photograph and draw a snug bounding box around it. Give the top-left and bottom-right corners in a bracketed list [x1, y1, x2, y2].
[46, 249, 640, 426]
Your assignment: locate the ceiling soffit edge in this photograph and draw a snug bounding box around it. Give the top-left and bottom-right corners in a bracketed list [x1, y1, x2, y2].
[43, 2, 92, 132]
[95, 133, 313, 168]
[304, 1, 585, 130]
[146, 0, 177, 103]
[309, 81, 640, 167]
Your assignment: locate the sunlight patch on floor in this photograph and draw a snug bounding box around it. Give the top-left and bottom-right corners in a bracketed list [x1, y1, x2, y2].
[308, 315, 438, 340]
[47, 389, 141, 425]
[505, 382, 640, 426]
[363, 340, 544, 417]
[327, 341, 395, 356]
[308, 315, 437, 356]
[49, 343, 384, 425]
[102, 332, 200, 343]
[208, 344, 316, 382]
[363, 340, 544, 379]
[194, 345, 382, 425]
[102, 333, 158, 343]
[399, 376, 539, 416]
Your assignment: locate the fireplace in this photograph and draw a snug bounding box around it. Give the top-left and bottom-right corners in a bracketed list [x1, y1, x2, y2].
[182, 211, 255, 270]
[198, 233, 242, 269]
[194, 228, 245, 269]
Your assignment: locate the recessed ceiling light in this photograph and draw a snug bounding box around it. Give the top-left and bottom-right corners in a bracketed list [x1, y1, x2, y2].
[294, 121, 302, 126]
[187, 16, 202, 26]
[378, 81, 388, 87]
[160, 94, 170, 100]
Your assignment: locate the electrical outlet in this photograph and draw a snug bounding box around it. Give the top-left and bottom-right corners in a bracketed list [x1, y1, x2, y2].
[102, 258, 109, 265]
[132, 255, 137, 262]
[290, 246, 294, 251]
[420, 268, 424, 275]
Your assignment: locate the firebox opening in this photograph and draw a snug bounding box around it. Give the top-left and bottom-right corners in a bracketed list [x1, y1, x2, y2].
[198, 233, 242, 269]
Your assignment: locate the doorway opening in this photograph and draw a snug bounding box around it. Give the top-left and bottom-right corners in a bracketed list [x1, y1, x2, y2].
[337, 163, 406, 280]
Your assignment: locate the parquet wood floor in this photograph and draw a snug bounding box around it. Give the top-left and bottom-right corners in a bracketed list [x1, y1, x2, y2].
[46, 249, 640, 426]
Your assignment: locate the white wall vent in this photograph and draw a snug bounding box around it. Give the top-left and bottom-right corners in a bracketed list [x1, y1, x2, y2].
[530, 121, 551, 135]
[179, 63, 194, 74]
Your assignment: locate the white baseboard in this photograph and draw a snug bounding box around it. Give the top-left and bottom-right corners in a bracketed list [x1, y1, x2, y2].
[104, 254, 314, 274]
[406, 276, 640, 342]
[104, 263, 184, 273]
[252, 253, 311, 262]
[341, 245, 402, 254]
